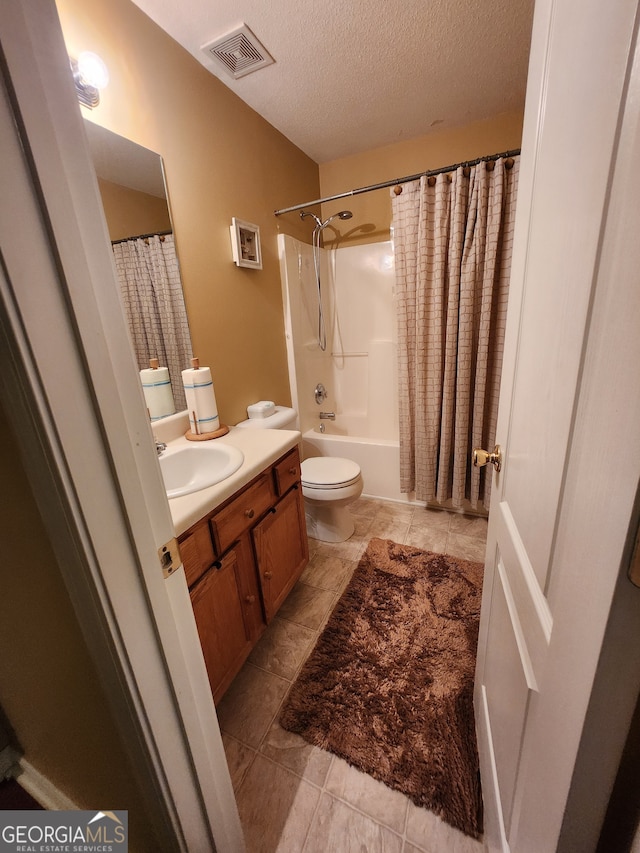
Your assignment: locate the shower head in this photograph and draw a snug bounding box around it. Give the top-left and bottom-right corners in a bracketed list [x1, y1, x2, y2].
[300, 209, 353, 231]
[320, 210, 353, 229]
[300, 209, 353, 353]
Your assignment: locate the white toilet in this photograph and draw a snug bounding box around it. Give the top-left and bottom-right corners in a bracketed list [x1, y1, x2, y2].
[235, 404, 363, 542]
[299, 455, 363, 542]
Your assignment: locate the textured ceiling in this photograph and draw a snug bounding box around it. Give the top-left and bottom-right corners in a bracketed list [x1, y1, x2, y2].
[131, 0, 535, 164]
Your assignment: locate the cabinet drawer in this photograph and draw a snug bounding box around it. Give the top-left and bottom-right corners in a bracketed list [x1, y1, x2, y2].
[179, 521, 216, 587]
[210, 473, 274, 554]
[273, 447, 301, 496]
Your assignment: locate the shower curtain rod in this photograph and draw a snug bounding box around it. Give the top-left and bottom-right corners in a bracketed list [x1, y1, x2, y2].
[111, 229, 172, 245]
[273, 148, 521, 216]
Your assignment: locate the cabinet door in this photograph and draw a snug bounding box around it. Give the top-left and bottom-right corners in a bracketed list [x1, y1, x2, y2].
[233, 533, 266, 642]
[252, 484, 308, 622]
[189, 549, 253, 703]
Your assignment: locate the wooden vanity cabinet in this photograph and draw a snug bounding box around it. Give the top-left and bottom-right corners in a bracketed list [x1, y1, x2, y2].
[178, 446, 308, 703]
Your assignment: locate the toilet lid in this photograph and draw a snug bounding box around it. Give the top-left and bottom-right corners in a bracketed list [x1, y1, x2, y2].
[301, 457, 361, 488]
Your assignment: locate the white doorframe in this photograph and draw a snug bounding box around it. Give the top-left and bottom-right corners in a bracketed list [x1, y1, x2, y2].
[1, 3, 243, 850]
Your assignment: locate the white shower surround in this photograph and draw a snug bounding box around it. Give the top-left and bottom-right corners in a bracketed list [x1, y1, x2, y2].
[278, 233, 414, 503]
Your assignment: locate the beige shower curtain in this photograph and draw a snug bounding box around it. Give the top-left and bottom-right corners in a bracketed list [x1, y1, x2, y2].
[392, 156, 519, 511]
[112, 234, 191, 412]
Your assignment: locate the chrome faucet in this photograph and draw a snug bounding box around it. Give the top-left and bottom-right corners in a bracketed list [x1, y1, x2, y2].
[155, 440, 167, 456]
[319, 412, 335, 420]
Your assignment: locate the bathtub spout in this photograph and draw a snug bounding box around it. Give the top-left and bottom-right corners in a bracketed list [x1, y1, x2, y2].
[319, 412, 336, 419]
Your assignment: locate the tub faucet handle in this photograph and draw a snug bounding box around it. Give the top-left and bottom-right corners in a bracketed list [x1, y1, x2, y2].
[319, 412, 335, 420]
[314, 383, 327, 405]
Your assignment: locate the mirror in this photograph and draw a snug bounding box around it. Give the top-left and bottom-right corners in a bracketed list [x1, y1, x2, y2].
[84, 119, 192, 416]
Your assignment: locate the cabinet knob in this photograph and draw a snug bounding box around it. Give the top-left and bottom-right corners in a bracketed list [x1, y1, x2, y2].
[245, 595, 256, 604]
[264, 571, 273, 580]
[288, 466, 297, 475]
[244, 508, 255, 519]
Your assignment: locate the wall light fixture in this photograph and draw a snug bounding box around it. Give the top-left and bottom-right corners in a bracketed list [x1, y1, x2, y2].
[70, 51, 109, 109]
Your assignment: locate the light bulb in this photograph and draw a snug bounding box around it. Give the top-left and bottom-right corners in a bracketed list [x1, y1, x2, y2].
[77, 52, 109, 90]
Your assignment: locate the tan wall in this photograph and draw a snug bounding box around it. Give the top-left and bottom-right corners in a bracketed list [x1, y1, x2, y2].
[98, 178, 171, 242]
[0, 402, 160, 851]
[56, 0, 319, 425]
[316, 111, 524, 245]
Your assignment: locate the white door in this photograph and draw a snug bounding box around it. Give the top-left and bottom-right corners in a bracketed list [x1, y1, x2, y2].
[474, 0, 640, 851]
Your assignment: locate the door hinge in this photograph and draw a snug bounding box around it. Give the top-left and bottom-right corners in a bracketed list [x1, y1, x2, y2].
[159, 537, 181, 579]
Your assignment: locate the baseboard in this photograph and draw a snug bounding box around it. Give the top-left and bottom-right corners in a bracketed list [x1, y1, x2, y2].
[15, 759, 79, 810]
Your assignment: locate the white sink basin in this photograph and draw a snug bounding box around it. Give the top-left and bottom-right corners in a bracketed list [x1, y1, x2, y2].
[159, 443, 244, 498]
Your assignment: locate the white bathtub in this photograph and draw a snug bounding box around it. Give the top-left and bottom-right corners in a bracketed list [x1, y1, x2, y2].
[302, 425, 487, 515]
[302, 420, 413, 504]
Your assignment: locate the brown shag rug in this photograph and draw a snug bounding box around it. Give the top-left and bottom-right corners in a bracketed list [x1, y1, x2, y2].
[279, 537, 484, 839]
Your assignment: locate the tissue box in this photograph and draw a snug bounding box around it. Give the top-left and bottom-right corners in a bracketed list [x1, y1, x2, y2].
[247, 400, 276, 419]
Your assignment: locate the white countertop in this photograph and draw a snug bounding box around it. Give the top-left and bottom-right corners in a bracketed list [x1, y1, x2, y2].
[154, 413, 301, 537]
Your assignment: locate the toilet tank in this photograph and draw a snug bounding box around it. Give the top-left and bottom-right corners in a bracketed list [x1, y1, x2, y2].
[235, 405, 298, 430]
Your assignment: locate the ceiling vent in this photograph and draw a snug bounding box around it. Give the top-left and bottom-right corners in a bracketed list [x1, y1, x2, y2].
[201, 24, 274, 79]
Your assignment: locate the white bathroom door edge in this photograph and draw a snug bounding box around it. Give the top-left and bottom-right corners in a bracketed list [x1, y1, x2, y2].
[0, 3, 243, 852]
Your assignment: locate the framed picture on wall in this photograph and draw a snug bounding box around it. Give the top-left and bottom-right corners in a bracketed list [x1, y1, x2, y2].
[230, 218, 262, 269]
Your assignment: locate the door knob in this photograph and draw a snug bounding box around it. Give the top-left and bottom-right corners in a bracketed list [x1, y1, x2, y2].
[472, 444, 502, 473]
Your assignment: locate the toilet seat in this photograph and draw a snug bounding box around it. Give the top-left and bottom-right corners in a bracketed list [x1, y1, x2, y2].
[301, 457, 361, 489]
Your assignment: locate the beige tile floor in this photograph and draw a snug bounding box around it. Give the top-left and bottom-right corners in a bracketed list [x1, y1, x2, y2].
[217, 497, 488, 853]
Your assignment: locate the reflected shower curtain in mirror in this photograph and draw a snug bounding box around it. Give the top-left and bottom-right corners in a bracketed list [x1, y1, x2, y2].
[112, 234, 191, 412]
[392, 156, 519, 511]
